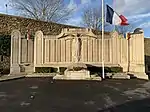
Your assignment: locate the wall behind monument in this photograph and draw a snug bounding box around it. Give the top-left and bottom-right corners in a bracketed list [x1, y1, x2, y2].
[0, 13, 81, 36]
[0, 13, 108, 36]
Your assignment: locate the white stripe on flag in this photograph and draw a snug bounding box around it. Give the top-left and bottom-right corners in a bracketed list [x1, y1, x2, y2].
[112, 12, 122, 25]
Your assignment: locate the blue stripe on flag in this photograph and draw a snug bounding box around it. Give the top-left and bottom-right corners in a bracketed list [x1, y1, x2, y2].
[106, 5, 114, 24]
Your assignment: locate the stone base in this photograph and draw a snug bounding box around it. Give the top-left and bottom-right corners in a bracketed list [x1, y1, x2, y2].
[53, 75, 102, 81]
[10, 64, 20, 75]
[64, 70, 90, 79]
[53, 70, 101, 81]
[112, 73, 130, 79]
[106, 73, 113, 78]
[19, 63, 34, 73]
[26, 73, 56, 77]
[130, 72, 149, 80]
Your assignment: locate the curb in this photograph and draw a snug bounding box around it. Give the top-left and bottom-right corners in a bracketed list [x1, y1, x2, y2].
[0, 75, 26, 82]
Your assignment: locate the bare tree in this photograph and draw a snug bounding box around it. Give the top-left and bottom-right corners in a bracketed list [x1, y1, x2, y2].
[81, 6, 110, 30]
[10, 0, 74, 23]
[81, 6, 102, 30]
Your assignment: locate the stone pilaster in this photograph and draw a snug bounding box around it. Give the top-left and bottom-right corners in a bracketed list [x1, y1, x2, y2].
[34, 31, 43, 72]
[10, 30, 21, 74]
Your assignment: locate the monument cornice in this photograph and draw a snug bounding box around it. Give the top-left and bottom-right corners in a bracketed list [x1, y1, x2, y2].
[56, 28, 97, 39]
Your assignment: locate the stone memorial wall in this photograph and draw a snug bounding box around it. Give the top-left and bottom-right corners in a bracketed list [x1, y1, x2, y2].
[0, 14, 147, 79]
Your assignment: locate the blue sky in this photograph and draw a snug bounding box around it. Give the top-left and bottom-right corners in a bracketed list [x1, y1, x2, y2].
[0, 0, 150, 37]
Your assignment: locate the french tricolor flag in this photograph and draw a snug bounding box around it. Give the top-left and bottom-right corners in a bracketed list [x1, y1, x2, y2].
[106, 5, 129, 26]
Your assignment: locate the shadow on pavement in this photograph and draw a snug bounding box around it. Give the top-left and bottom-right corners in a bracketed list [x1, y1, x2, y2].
[98, 97, 150, 112]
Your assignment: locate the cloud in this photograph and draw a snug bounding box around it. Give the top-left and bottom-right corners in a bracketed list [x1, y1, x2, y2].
[115, 0, 150, 16]
[128, 13, 150, 20]
[81, 0, 91, 4]
[138, 21, 150, 28]
[129, 18, 143, 25]
[128, 13, 150, 25]
[66, 0, 94, 27]
[67, 0, 77, 11]
[0, 0, 7, 12]
[113, 0, 125, 11]
[67, 0, 92, 12]
[66, 16, 82, 26]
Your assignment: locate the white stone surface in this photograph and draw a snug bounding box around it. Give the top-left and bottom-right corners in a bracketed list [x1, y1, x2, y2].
[106, 73, 113, 78]
[26, 73, 56, 77]
[133, 73, 149, 80]
[53, 70, 102, 81]
[112, 73, 130, 79]
[65, 70, 90, 80]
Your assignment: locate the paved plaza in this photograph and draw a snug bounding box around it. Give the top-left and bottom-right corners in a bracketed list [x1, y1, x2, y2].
[0, 78, 150, 112]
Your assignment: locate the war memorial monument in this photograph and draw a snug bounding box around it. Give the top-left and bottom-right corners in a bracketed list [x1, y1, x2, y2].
[10, 27, 148, 80]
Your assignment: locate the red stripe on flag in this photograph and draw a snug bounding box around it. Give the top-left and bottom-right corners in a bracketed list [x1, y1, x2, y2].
[119, 15, 129, 25]
[120, 15, 128, 21]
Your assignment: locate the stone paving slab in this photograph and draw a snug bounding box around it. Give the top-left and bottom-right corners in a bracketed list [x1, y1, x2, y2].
[53, 74, 102, 81]
[26, 73, 56, 77]
[26, 74, 54, 78]
[0, 73, 55, 82]
[0, 74, 26, 82]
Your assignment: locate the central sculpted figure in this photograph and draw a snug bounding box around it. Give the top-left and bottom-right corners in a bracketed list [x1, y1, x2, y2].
[72, 35, 82, 63]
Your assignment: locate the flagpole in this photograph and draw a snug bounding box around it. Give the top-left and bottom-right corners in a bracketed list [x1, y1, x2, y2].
[127, 35, 130, 73]
[27, 38, 28, 63]
[102, 0, 105, 79]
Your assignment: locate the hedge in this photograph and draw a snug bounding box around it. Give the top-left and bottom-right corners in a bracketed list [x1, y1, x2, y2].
[35, 67, 58, 73]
